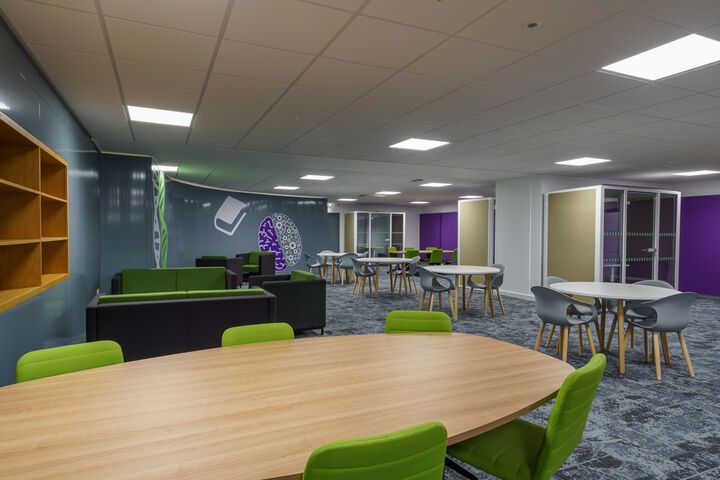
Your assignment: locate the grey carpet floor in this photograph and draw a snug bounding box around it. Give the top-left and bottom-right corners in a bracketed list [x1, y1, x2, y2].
[298, 274, 720, 479]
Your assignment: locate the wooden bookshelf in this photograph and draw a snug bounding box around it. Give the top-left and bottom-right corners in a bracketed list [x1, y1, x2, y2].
[0, 112, 69, 314]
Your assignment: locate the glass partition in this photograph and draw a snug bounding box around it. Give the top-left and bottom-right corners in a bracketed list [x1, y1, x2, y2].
[356, 213, 369, 255]
[657, 193, 678, 285]
[390, 214, 404, 251]
[603, 189, 624, 283]
[625, 191, 656, 283]
[370, 213, 391, 256]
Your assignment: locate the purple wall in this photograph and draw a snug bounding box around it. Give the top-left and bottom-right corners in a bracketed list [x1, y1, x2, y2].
[679, 195, 720, 296]
[419, 212, 458, 252]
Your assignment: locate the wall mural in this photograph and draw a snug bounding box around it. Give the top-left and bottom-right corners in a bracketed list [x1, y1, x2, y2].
[152, 168, 169, 268]
[163, 178, 329, 273]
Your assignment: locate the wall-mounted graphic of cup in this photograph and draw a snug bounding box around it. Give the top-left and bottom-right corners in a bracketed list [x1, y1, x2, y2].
[214, 196, 247, 236]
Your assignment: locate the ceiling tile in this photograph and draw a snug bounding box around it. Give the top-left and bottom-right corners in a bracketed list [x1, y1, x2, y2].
[214, 40, 314, 82]
[32, 0, 97, 12]
[591, 84, 693, 111]
[323, 16, 447, 69]
[631, 0, 720, 30]
[579, 112, 658, 131]
[225, 0, 351, 54]
[633, 94, 720, 119]
[474, 55, 589, 95]
[30, 45, 115, 83]
[459, 0, 617, 53]
[105, 18, 215, 70]
[675, 107, 720, 126]
[123, 87, 199, 112]
[1, 1, 106, 54]
[116, 58, 206, 95]
[301, 0, 365, 11]
[297, 57, 394, 94]
[539, 11, 689, 69]
[203, 73, 287, 104]
[53, 76, 121, 105]
[71, 99, 129, 136]
[301, 127, 364, 143]
[535, 104, 616, 126]
[660, 63, 720, 93]
[397, 106, 472, 127]
[100, 0, 227, 36]
[540, 71, 643, 104]
[281, 138, 339, 155]
[342, 96, 418, 120]
[276, 86, 357, 113]
[190, 98, 269, 147]
[370, 121, 432, 140]
[321, 114, 386, 134]
[405, 38, 524, 83]
[362, 0, 502, 34]
[427, 85, 517, 113]
[368, 71, 462, 103]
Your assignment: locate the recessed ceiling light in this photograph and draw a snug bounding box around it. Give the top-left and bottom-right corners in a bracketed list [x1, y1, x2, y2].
[555, 157, 612, 166]
[389, 138, 450, 151]
[274, 186, 299, 190]
[410, 201, 429, 204]
[601, 34, 720, 81]
[459, 195, 483, 199]
[301, 174, 334, 181]
[337, 198, 357, 202]
[420, 182, 452, 187]
[376, 191, 401, 195]
[672, 170, 720, 176]
[151, 165, 178, 173]
[0, 101, 9, 110]
[127, 105, 193, 127]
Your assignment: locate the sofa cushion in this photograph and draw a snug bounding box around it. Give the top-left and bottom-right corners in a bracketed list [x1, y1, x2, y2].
[98, 292, 187, 304]
[186, 288, 266, 299]
[243, 264, 260, 274]
[121, 269, 177, 294]
[290, 270, 317, 281]
[201, 255, 228, 259]
[176, 267, 226, 291]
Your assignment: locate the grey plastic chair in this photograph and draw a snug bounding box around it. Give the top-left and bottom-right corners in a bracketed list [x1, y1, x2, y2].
[466, 264, 506, 314]
[303, 252, 323, 275]
[417, 266, 455, 316]
[544, 275, 605, 352]
[351, 257, 376, 296]
[334, 253, 357, 287]
[391, 256, 420, 294]
[626, 292, 697, 380]
[531, 286, 599, 363]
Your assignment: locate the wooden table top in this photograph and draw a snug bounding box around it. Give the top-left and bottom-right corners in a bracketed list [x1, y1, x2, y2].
[0, 334, 573, 480]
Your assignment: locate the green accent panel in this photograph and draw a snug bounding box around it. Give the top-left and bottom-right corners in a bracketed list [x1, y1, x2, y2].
[302, 421, 447, 480]
[243, 264, 260, 273]
[248, 251, 261, 264]
[187, 288, 265, 299]
[427, 248, 443, 264]
[290, 270, 317, 281]
[405, 248, 421, 259]
[222, 322, 295, 347]
[201, 255, 228, 259]
[447, 354, 606, 480]
[98, 292, 187, 304]
[385, 311, 452, 333]
[16, 341, 124, 383]
[449, 249, 458, 263]
[176, 267, 226, 291]
[122, 268, 177, 294]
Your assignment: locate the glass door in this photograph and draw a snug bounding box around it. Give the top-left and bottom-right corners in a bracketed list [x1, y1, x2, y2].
[625, 191, 657, 283]
[602, 189, 624, 283]
[657, 193, 678, 286]
[390, 213, 404, 251]
[369, 213, 391, 256]
[356, 212, 369, 255]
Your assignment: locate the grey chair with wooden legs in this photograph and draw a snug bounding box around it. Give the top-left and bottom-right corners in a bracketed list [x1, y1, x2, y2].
[334, 253, 357, 287]
[466, 264, 506, 314]
[303, 252, 323, 275]
[531, 286, 598, 363]
[625, 292, 697, 380]
[544, 276, 603, 353]
[351, 257, 375, 296]
[391, 256, 420, 294]
[417, 266, 456, 318]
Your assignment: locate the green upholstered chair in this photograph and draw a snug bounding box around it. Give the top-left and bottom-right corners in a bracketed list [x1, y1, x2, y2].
[243, 251, 262, 274]
[221, 322, 295, 347]
[446, 354, 606, 480]
[444, 249, 458, 265]
[427, 248, 443, 265]
[405, 247, 421, 260]
[16, 340, 124, 383]
[385, 310, 452, 333]
[302, 421, 448, 480]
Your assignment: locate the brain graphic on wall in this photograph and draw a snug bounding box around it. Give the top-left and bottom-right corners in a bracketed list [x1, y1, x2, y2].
[258, 213, 302, 270]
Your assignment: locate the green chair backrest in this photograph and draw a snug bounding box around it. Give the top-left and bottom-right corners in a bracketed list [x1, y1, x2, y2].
[16, 340, 124, 383]
[122, 268, 177, 294]
[176, 267, 226, 291]
[222, 322, 295, 347]
[450, 249, 458, 263]
[428, 248, 443, 264]
[303, 422, 447, 480]
[385, 310, 452, 333]
[405, 248, 420, 259]
[532, 354, 606, 480]
[387, 246, 397, 257]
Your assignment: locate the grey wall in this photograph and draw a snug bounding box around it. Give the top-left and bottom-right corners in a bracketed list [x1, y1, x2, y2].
[0, 20, 100, 386]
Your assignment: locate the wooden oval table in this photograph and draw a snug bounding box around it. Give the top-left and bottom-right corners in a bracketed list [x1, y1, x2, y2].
[0, 334, 573, 480]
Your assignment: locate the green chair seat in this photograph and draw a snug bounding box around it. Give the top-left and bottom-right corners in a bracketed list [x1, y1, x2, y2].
[385, 310, 452, 333]
[243, 264, 260, 274]
[98, 291, 187, 304]
[16, 340, 124, 383]
[303, 421, 447, 480]
[187, 288, 265, 299]
[290, 270, 317, 281]
[222, 322, 295, 347]
[447, 354, 606, 480]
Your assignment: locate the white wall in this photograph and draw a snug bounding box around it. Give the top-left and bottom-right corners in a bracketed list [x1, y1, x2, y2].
[328, 202, 420, 250]
[672, 178, 720, 197]
[419, 202, 459, 214]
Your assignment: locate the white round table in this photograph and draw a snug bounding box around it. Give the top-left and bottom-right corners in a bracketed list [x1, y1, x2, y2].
[317, 252, 349, 283]
[425, 265, 501, 320]
[549, 281, 679, 374]
[357, 257, 416, 295]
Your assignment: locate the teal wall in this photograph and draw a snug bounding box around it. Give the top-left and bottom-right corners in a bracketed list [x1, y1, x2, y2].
[0, 20, 100, 386]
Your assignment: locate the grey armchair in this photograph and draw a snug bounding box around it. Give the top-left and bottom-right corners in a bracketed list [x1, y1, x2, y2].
[545, 275, 605, 352]
[531, 286, 599, 363]
[303, 252, 323, 275]
[334, 253, 357, 287]
[417, 266, 456, 317]
[351, 257, 375, 296]
[626, 292, 697, 380]
[466, 264, 506, 314]
[391, 256, 420, 294]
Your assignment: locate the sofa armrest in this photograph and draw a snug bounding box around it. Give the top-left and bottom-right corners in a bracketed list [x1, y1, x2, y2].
[248, 274, 291, 288]
[261, 278, 326, 331]
[225, 270, 238, 289]
[235, 253, 248, 264]
[111, 273, 122, 294]
[225, 258, 244, 278]
[259, 253, 276, 276]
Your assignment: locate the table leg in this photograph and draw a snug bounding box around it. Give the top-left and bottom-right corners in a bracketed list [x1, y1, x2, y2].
[617, 299, 626, 375]
[331, 261, 336, 284]
[486, 274, 495, 318]
[453, 274, 460, 321]
[462, 275, 467, 310]
[599, 299, 607, 351]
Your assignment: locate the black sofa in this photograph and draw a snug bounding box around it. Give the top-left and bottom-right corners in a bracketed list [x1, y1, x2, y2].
[248, 270, 326, 334]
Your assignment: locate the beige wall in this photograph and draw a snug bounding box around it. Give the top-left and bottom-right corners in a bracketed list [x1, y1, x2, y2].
[547, 189, 597, 281]
[343, 213, 355, 252]
[459, 199, 489, 265]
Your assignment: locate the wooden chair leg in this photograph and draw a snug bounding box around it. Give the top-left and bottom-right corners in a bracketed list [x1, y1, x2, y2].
[677, 332, 695, 378]
[653, 332, 662, 380]
[534, 323, 546, 351]
[594, 321, 604, 351]
[561, 327, 569, 362]
[577, 326, 584, 356]
[546, 325, 556, 348]
[660, 332, 671, 365]
[606, 317, 617, 351]
[585, 325, 596, 355]
[419, 291, 426, 310]
[644, 330, 649, 363]
[497, 289, 506, 314]
[467, 288, 474, 308]
[447, 292, 456, 319]
[428, 293, 435, 311]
